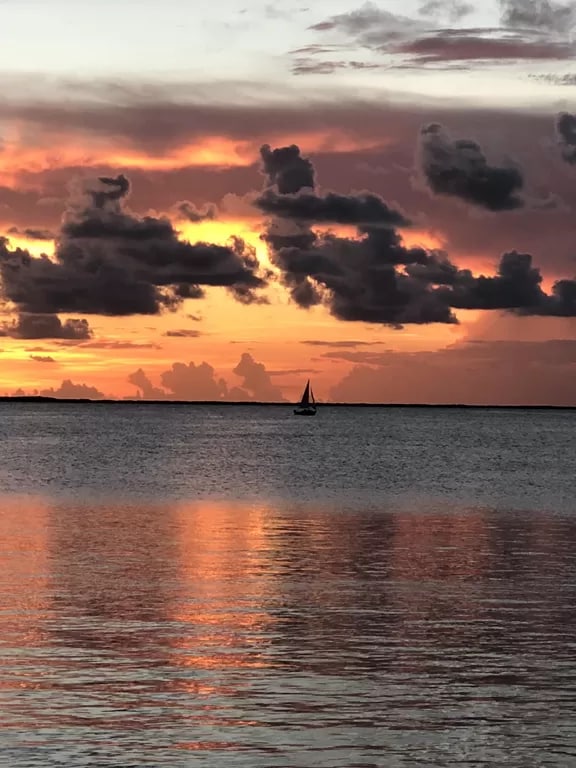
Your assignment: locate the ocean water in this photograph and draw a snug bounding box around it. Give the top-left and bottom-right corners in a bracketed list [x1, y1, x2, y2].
[0, 403, 575, 766]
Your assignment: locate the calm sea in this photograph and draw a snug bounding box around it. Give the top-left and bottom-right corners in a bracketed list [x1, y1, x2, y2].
[0, 403, 575, 766]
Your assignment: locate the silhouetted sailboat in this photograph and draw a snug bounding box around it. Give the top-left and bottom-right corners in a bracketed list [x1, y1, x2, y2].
[294, 379, 317, 416]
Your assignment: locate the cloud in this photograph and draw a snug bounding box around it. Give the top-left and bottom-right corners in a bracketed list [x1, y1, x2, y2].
[127, 368, 166, 399]
[419, 0, 474, 21]
[163, 329, 202, 337]
[0, 313, 92, 340]
[330, 337, 576, 405]
[128, 354, 287, 401]
[261, 140, 576, 326]
[231, 352, 287, 401]
[260, 143, 315, 193]
[304, 0, 576, 72]
[418, 123, 524, 211]
[499, 0, 576, 34]
[255, 189, 410, 227]
[39, 379, 105, 399]
[301, 339, 383, 347]
[7, 226, 55, 241]
[174, 201, 218, 222]
[556, 111, 576, 164]
[30, 355, 56, 363]
[81, 340, 161, 349]
[0, 174, 267, 317]
[160, 361, 229, 400]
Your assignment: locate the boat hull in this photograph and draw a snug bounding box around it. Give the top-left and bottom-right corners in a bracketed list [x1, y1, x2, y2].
[293, 407, 317, 416]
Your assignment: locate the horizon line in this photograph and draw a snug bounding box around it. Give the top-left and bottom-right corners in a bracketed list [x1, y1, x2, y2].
[0, 396, 574, 410]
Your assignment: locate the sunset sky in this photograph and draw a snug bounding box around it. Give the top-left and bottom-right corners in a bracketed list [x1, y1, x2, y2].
[1, 0, 576, 404]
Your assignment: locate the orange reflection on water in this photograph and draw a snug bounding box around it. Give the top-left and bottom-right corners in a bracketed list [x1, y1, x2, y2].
[169, 501, 278, 682]
[0, 495, 50, 647]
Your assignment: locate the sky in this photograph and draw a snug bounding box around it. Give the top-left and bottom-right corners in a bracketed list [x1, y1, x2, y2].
[1, 0, 576, 404]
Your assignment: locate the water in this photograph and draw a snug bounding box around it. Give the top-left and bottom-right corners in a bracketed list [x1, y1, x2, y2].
[0, 403, 575, 766]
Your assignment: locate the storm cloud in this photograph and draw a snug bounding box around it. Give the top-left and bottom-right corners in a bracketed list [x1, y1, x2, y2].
[0, 174, 267, 317]
[419, 123, 524, 211]
[261, 140, 576, 327]
[0, 313, 92, 340]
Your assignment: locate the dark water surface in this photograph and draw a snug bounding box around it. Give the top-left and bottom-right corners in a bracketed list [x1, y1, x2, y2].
[0, 404, 575, 766]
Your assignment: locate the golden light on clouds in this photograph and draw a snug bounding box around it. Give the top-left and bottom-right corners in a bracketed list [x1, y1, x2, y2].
[0, 130, 389, 186]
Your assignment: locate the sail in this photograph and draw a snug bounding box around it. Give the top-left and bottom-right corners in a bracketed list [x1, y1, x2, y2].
[300, 380, 310, 406]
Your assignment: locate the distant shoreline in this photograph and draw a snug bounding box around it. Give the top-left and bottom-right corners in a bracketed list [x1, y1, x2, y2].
[0, 396, 574, 410]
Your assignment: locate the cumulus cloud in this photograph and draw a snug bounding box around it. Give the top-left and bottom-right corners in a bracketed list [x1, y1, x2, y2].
[128, 368, 166, 399]
[260, 143, 315, 193]
[255, 189, 410, 227]
[232, 352, 287, 401]
[39, 379, 105, 399]
[418, 123, 524, 211]
[260, 140, 576, 326]
[0, 174, 267, 317]
[556, 111, 576, 164]
[128, 354, 287, 401]
[0, 313, 92, 340]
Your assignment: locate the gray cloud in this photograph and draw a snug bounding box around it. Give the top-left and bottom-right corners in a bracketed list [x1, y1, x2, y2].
[556, 111, 576, 164]
[499, 0, 576, 34]
[231, 352, 287, 401]
[163, 329, 202, 337]
[30, 355, 56, 363]
[7, 226, 55, 241]
[0, 174, 267, 317]
[262, 140, 576, 326]
[175, 201, 218, 222]
[419, 123, 524, 211]
[304, 1, 576, 72]
[39, 379, 105, 399]
[0, 313, 92, 340]
[260, 143, 315, 193]
[255, 189, 410, 227]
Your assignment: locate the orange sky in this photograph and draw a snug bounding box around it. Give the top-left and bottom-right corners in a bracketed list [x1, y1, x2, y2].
[0, 112, 575, 406]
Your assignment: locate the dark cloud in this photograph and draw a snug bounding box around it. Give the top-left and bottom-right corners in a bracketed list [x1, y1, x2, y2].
[174, 201, 218, 222]
[163, 329, 202, 337]
[30, 355, 56, 363]
[262, 141, 576, 326]
[419, 123, 524, 211]
[397, 34, 574, 63]
[39, 379, 105, 399]
[305, 2, 575, 71]
[260, 143, 315, 193]
[499, 0, 576, 34]
[7, 226, 55, 241]
[419, 0, 474, 21]
[0, 313, 92, 340]
[556, 111, 576, 164]
[255, 190, 409, 227]
[0, 174, 267, 317]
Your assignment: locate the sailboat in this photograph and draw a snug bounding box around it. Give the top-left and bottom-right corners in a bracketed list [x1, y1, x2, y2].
[294, 379, 317, 416]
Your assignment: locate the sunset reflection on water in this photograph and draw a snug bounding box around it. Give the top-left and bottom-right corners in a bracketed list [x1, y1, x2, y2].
[0, 496, 575, 766]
